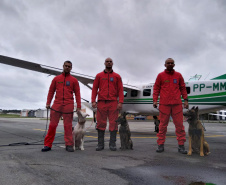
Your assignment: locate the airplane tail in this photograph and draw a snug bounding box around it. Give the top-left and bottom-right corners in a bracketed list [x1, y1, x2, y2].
[211, 74, 226, 80]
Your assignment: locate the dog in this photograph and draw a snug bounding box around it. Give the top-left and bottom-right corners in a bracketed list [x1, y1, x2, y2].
[72, 111, 89, 150]
[115, 112, 133, 150]
[183, 106, 210, 156]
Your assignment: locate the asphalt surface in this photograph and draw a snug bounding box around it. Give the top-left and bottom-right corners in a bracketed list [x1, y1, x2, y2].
[0, 117, 226, 185]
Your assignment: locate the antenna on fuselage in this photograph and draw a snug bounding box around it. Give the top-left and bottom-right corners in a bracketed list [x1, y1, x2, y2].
[204, 72, 210, 80]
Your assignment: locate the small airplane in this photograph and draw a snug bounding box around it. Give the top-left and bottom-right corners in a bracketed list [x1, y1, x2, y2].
[0, 55, 226, 118]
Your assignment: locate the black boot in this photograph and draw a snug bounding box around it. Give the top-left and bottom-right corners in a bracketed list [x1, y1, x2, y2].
[66, 145, 74, 152]
[109, 130, 117, 151]
[156, 144, 164, 153]
[41, 146, 51, 152]
[96, 129, 105, 151]
[178, 145, 187, 154]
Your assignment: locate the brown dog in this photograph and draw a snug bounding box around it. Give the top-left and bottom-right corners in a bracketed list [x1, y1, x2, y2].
[183, 106, 210, 156]
[115, 112, 133, 150]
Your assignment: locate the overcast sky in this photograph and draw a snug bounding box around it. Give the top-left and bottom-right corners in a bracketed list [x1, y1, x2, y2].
[0, 0, 226, 110]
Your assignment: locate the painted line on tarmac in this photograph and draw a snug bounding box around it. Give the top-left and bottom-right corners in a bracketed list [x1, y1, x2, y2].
[33, 129, 225, 139]
[84, 135, 225, 139]
[205, 135, 225, 138]
[33, 129, 63, 134]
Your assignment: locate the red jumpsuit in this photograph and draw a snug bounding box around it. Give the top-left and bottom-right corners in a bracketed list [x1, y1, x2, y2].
[44, 72, 81, 147]
[153, 69, 188, 145]
[91, 70, 124, 131]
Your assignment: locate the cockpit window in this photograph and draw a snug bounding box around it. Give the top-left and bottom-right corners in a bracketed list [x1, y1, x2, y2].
[124, 90, 127, 97]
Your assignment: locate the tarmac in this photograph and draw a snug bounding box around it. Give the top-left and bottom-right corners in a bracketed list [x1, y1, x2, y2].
[0, 117, 226, 185]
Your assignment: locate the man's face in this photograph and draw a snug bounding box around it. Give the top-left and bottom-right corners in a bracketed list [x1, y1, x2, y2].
[63, 62, 72, 74]
[164, 59, 175, 71]
[105, 58, 113, 69]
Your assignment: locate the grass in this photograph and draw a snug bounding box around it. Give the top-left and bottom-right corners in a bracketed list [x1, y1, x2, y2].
[0, 114, 21, 118]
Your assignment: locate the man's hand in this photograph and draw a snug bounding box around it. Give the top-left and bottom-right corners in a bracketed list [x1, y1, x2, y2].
[153, 102, 158, 108]
[117, 103, 122, 110]
[184, 100, 189, 109]
[92, 102, 97, 108]
[46, 104, 50, 109]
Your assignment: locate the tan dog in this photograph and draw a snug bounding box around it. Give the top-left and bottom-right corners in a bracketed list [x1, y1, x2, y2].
[73, 111, 89, 150]
[115, 112, 133, 150]
[183, 106, 210, 156]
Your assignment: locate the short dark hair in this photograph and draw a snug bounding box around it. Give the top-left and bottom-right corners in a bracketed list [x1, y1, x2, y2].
[64, 60, 72, 66]
[165, 58, 174, 63]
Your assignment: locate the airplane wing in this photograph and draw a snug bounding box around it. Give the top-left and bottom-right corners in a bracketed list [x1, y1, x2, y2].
[0, 55, 140, 91]
[0, 55, 95, 89]
[123, 84, 140, 91]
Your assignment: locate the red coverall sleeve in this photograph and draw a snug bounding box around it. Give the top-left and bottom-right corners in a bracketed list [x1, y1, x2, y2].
[91, 75, 99, 103]
[179, 74, 188, 100]
[74, 79, 81, 109]
[153, 74, 161, 103]
[46, 78, 56, 105]
[118, 75, 124, 103]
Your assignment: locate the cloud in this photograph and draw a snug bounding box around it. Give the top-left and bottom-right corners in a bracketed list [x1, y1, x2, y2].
[0, 0, 226, 109]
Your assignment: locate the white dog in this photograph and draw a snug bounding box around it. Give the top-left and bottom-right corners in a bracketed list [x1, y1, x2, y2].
[73, 111, 89, 150]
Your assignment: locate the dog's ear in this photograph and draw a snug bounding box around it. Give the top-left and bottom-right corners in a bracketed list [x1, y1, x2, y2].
[123, 112, 127, 117]
[195, 106, 199, 113]
[192, 106, 195, 110]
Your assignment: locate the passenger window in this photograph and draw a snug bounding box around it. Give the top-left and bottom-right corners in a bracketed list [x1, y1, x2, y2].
[143, 89, 151, 96]
[186, 87, 190, 94]
[124, 90, 128, 97]
[131, 90, 138, 97]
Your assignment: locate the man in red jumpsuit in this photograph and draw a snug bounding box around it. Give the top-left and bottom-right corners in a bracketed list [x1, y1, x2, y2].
[92, 57, 124, 151]
[153, 58, 189, 154]
[41, 61, 81, 152]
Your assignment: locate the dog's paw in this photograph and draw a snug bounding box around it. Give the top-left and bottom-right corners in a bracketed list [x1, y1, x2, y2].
[200, 153, 204, 157]
[187, 152, 192, 156]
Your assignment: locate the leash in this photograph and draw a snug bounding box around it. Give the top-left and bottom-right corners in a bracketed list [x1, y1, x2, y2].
[43, 107, 77, 137]
[50, 107, 76, 114]
[0, 107, 70, 147]
[86, 119, 94, 130]
[201, 119, 206, 131]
